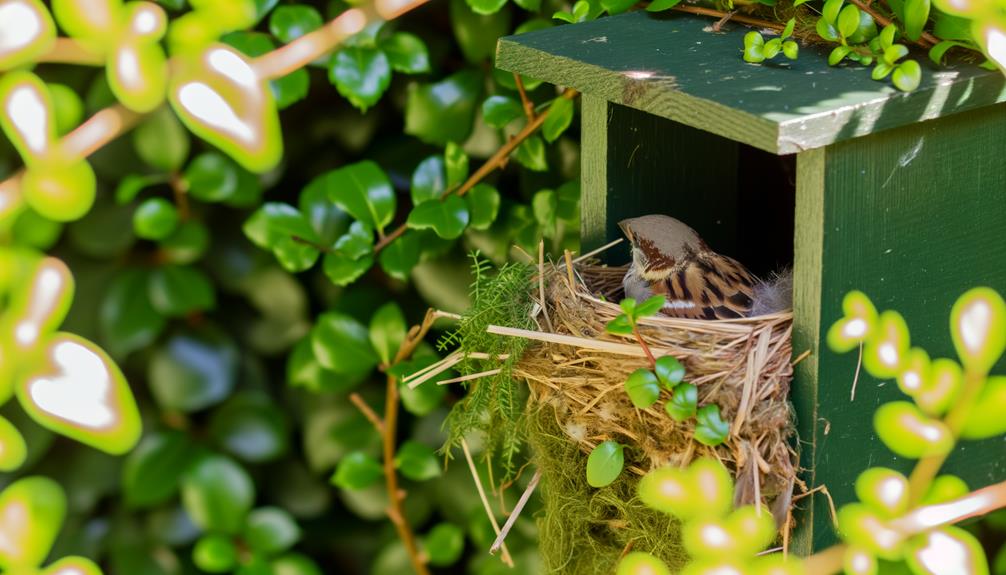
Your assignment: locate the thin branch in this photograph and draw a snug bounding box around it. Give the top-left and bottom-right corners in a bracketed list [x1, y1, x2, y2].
[847, 0, 939, 48]
[490, 469, 541, 554]
[513, 73, 536, 121]
[671, 4, 786, 32]
[373, 88, 579, 254]
[169, 172, 191, 221]
[349, 392, 385, 434]
[632, 326, 657, 369]
[461, 438, 515, 567]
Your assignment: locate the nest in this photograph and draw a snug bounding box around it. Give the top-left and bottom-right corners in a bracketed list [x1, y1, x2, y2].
[512, 261, 799, 571]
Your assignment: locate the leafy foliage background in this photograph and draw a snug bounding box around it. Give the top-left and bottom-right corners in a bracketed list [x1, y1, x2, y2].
[0, 0, 580, 573]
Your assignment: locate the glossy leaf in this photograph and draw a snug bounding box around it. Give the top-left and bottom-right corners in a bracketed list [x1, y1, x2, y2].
[874, 401, 953, 458]
[405, 70, 481, 145]
[407, 195, 470, 239]
[903, 0, 931, 41]
[193, 534, 238, 573]
[381, 32, 430, 74]
[624, 368, 661, 408]
[123, 430, 197, 508]
[543, 97, 574, 142]
[329, 47, 391, 112]
[411, 156, 446, 204]
[148, 326, 238, 412]
[370, 302, 406, 365]
[950, 287, 1006, 374]
[325, 161, 396, 234]
[245, 507, 301, 555]
[665, 382, 697, 421]
[695, 405, 730, 446]
[465, 184, 501, 230]
[268, 5, 322, 43]
[423, 523, 464, 566]
[395, 440, 442, 481]
[133, 197, 180, 241]
[586, 440, 623, 487]
[892, 60, 922, 91]
[482, 95, 523, 128]
[514, 135, 547, 171]
[378, 233, 421, 281]
[654, 355, 686, 388]
[182, 454, 255, 534]
[332, 451, 383, 489]
[311, 311, 378, 375]
[148, 265, 215, 316]
[209, 393, 290, 463]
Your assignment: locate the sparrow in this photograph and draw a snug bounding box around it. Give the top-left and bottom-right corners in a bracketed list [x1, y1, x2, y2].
[619, 215, 756, 320]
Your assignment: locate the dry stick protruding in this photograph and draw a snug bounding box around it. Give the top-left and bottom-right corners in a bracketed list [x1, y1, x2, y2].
[373, 88, 579, 254]
[349, 392, 385, 434]
[490, 469, 542, 555]
[513, 73, 536, 122]
[461, 438, 515, 567]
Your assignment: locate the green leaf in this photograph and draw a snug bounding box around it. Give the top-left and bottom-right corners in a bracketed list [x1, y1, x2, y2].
[411, 156, 446, 204]
[422, 523, 464, 566]
[605, 314, 634, 335]
[514, 135, 547, 171]
[838, 4, 861, 37]
[115, 174, 161, 204]
[532, 189, 558, 235]
[961, 376, 1006, 439]
[465, 0, 508, 15]
[398, 364, 449, 415]
[0, 478, 65, 569]
[405, 70, 482, 145]
[193, 534, 238, 573]
[268, 5, 322, 43]
[325, 161, 396, 234]
[160, 220, 210, 264]
[272, 554, 323, 575]
[100, 268, 166, 357]
[378, 233, 421, 281]
[407, 196, 470, 239]
[654, 356, 686, 388]
[287, 337, 355, 394]
[586, 440, 624, 487]
[331, 451, 383, 490]
[185, 152, 241, 203]
[665, 382, 697, 421]
[879, 23, 898, 49]
[872, 61, 894, 80]
[694, 405, 729, 446]
[782, 18, 796, 39]
[311, 311, 378, 375]
[148, 326, 239, 412]
[328, 47, 392, 112]
[829, 45, 852, 66]
[380, 32, 430, 74]
[272, 67, 310, 110]
[823, 0, 844, 23]
[370, 302, 407, 365]
[209, 393, 290, 463]
[874, 401, 953, 458]
[816, 18, 840, 42]
[602, 0, 635, 13]
[884, 44, 910, 64]
[783, 40, 799, 59]
[620, 299, 638, 316]
[182, 454, 255, 534]
[445, 142, 469, 189]
[244, 507, 301, 555]
[635, 295, 666, 318]
[148, 265, 216, 316]
[333, 221, 373, 259]
[394, 440, 442, 481]
[764, 38, 782, 59]
[928, 40, 960, 64]
[646, 0, 682, 11]
[617, 552, 672, 575]
[465, 184, 501, 230]
[323, 252, 374, 286]
[133, 107, 190, 172]
[903, 0, 930, 41]
[300, 176, 350, 245]
[482, 95, 523, 128]
[133, 197, 180, 241]
[123, 431, 197, 508]
[625, 369, 661, 409]
[892, 59, 922, 91]
[543, 97, 574, 143]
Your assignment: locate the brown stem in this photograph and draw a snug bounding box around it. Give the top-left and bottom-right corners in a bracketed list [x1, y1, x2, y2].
[802, 478, 1006, 574]
[169, 172, 191, 221]
[349, 392, 385, 434]
[373, 88, 579, 254]
[847, 0, 938, 49]
[382, 309, 439, 575]
[908, 369, 986, 503]
[513, 73, 536, 121]
[37, 38, 105, 66]
[671, 5, 785, 32]
[632, 325, 657, 369]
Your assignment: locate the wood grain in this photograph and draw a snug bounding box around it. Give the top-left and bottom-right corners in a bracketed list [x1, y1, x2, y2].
[496, 11, 1006, 154]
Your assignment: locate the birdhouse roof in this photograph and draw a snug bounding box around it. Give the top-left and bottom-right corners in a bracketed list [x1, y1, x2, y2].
[495, 12, 1006, 154]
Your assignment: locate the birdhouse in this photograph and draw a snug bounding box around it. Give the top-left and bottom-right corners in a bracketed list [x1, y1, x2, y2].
[495, 11, 1006, 554]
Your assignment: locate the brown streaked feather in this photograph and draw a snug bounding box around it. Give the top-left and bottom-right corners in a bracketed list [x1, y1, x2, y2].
[657, 252, 755, 320]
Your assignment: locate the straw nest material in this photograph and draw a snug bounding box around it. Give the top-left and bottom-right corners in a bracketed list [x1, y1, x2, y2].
[513, 260, 799, 521]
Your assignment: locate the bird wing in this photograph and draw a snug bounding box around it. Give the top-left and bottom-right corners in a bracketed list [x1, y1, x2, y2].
[652, 253, 755, 320]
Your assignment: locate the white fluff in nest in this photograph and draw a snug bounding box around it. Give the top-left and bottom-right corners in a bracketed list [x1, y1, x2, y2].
[595, 402, 616, 421]
[564, 421, 588, 442]
[749, 268, 793, 317]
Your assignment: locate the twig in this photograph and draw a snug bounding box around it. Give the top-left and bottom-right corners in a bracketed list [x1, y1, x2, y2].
[847, 0, 938, 48]
[169, 172, 191, 221]
[373, 88, 579, 254]
[513, 73, 536, 121]
[490, 469, 541, 554]
[849, 342, 863, 402]
[406, 353, 463, 389]
[437, 368, 502, 386]
[671, 4, 785, 32]
[461, 439, 514, 566]
[487, 324, 669, 358]
[790, 349, 812, 367]
[632, 326, 657, 369]
[349, 392, 384, 434]
[571, 238, 623, 264]
[712, 10, 735, 32]
[538, 241, 554, 332]
[382, 309, 440, 575]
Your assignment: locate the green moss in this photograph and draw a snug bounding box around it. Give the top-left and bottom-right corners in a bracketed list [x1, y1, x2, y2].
[527, 405, 688, 574]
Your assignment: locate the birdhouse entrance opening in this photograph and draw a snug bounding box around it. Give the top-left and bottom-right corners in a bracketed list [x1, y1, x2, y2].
[592, 102, 795, 281]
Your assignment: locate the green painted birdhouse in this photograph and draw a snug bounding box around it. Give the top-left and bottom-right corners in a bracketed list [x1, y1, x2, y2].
[495, 11, 1006, 553]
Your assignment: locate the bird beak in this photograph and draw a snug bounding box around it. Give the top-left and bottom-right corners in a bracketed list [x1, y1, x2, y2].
[617, 219, 633, 242]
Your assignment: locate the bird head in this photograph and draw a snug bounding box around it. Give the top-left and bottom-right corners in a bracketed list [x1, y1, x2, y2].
[618, 215, 703, 280]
